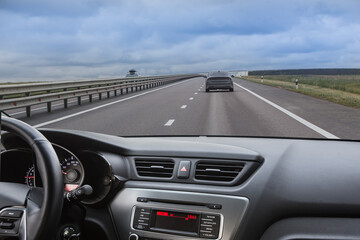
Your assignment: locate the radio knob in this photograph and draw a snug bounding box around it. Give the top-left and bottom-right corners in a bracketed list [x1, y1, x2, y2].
[129, 233, 139, 240]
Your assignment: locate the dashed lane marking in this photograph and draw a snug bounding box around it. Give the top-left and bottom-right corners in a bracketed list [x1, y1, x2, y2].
[32, 79, 193, 128]
[164, 119, 175, 126]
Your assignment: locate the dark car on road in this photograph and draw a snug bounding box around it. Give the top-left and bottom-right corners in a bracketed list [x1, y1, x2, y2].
[206, 71, 234, 92]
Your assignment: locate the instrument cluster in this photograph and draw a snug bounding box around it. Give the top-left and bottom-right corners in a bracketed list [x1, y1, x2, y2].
[0, 144, 84, 192]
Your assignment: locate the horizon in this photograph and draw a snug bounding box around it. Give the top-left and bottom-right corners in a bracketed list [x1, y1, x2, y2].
[1, 0, 360, 82]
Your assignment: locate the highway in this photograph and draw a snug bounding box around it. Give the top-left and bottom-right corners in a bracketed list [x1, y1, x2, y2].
[7, 77, 360, 139]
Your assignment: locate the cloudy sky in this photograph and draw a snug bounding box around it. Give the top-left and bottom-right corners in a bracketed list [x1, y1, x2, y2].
[1, 0, 360, 82]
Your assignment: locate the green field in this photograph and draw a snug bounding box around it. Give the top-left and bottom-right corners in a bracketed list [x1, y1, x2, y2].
[0, 81, 74, 100]
[241, 75, 360, 108]
[0, 81, 43, 85]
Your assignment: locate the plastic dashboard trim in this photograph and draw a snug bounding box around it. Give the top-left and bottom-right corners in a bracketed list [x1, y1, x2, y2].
[110, 188, 249, 240]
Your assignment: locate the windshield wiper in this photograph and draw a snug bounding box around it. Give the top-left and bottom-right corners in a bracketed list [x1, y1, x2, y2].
[0, 110, 11, 118]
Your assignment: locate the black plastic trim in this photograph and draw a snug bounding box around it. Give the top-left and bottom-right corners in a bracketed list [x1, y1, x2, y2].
[261, 217, 360, 240]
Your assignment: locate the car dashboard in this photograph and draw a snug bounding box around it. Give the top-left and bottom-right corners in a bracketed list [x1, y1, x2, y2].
[1, 129, 360, 240]
[1, 144, 84, 192]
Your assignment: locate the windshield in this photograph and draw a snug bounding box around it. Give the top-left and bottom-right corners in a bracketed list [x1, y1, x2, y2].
[0, 0, 360, 140]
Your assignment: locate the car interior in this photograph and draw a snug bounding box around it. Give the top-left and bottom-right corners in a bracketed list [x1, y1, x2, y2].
[1, 116, 360, 240]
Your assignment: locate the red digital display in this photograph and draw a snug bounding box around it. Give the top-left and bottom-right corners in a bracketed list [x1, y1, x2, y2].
[156, 211, 168, 216]
[151, 210, 200, 235]
[156, 211, 197, 220]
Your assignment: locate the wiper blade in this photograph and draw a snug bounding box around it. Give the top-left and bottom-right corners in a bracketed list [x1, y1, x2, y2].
[0, 110, 11, 118]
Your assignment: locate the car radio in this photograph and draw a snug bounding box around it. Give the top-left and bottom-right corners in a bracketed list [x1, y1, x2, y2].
[131, 206, 223, 239]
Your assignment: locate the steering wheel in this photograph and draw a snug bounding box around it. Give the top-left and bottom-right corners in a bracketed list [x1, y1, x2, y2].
[0, 117, 64, 240]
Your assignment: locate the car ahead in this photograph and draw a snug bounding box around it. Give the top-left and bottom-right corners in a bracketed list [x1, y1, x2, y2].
[206, 71, 234, 92]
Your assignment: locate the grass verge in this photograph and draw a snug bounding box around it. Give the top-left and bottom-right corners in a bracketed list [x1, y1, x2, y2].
[240, 76, 360, 109]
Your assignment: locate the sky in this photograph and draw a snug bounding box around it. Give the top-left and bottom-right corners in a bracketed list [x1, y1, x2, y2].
[1, 0, 360, 82]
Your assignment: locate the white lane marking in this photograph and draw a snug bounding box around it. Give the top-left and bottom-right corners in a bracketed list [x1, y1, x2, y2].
[33, 79, 193, 128]
[198, 89, 201, 91]
[233, 82, 339, 139]
[181, 105, 187, 109]
[194, 92, 198, 95]
[11, 106, 46, 115]
[189, 97, 194, 100]
[164, 119, 175, 126]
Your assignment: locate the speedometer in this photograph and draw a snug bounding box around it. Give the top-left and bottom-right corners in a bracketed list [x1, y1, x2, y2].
[25, 166, 35, 187]
[60, 154, 84, 191]
[24, 144, 84, 192]
[53, 144, 84, 192]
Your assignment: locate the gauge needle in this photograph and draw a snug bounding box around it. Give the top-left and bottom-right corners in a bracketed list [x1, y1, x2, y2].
[25, 176, 35, 178]
[62, 171, 67, 174]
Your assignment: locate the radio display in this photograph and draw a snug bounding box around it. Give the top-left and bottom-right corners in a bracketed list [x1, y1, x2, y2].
[150, 210, 200, 235]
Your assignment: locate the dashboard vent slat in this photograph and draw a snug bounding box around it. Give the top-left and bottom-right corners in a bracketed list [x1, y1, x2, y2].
[195, 161, 245, 182]
[135, 159, 174, 178]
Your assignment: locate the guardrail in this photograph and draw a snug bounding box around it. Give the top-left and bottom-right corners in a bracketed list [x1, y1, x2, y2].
[0, 74, 200, 117]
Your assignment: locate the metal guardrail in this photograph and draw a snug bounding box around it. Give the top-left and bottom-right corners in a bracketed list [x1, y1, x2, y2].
[0, 74, 200, 117]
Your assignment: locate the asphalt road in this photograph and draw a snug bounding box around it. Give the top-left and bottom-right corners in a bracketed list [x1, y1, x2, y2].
[7, 77, 360, 139]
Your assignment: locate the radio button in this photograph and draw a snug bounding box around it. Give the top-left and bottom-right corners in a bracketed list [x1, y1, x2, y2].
[138, 207, 151, 213]
[201, 226, 215, 231]
[200, 214, 220, 239]
[139, 213, 149, 219]
[201, 214, 219, 220]
[201, 221, 217, 225]
[137, 197, 148, 203]
[133, 224, 148, 230]
[134, 208, 151, 217]
[133, 207, 151, 231]
[208, 204, 222, 210]
[200, 232, 217, 239]
[200, 225, 219, 235]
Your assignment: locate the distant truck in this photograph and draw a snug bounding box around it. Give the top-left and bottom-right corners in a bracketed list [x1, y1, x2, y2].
[125, 69, 139, 77]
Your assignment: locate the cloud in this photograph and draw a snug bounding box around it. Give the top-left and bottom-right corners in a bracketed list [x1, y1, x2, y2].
[0, 0, 360, 81]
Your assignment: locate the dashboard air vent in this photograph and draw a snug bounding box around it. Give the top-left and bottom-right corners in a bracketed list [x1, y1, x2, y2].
[135, 159, 175, 178]
[195, 161, 245, 182]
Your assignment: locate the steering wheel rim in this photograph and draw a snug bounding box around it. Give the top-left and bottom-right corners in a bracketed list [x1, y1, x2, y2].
[0, 117, 63, 240]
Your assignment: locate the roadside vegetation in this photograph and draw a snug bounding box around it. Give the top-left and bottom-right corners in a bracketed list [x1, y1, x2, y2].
[0, 81, 43, 85]
[0, 81, 81, 100]
[241, 75, 360, 108]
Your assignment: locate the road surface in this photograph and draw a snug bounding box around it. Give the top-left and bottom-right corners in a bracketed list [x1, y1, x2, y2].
[6, 77, 360, 139]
